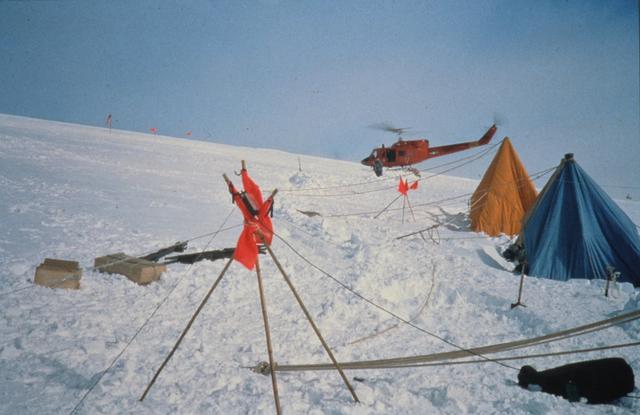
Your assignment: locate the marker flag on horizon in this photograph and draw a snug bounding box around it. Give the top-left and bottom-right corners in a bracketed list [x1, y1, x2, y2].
[185, 131, 192, 137]
[149, 127, 158, 135]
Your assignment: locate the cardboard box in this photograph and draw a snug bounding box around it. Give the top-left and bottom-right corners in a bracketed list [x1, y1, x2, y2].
[34, 258, 82, 289]
[94, 253, 166, 285]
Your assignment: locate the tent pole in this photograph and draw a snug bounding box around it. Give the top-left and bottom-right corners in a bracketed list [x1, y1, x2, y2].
[255, 257, 282, 415]
[140, 256, 234, 401]
[510, 261, 527, 309]
[261, 236, 360, 403]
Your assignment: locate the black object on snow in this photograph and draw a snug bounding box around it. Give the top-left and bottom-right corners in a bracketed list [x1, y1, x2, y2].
[518, 358, 635, 404]
[140, 241, 188, 262]
[164, 246, 266, 265]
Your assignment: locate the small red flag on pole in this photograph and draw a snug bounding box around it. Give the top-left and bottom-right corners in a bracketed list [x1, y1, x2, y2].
[398, 178, 408, 195]
[105, 114, 112, 131]
[149, 127, 158, 135]
[398, 177, 418, 195]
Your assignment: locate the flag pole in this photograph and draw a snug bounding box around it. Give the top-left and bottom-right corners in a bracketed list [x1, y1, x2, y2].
[510, 261, 527, 309]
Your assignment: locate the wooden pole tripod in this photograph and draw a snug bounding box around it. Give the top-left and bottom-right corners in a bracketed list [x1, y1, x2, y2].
[140, 256, 234, 401]
[400, 194, 419, 224]
[375, 193, 417, 224]
[143, 162, 359, 412]
[254, 257, 282, 414]
[259, 234, 360, 403]
[373, 194, 402, 219]
[604, 267, 619, 298]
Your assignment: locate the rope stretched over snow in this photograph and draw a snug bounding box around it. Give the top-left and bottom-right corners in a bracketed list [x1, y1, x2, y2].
[346, 260, 438, 346]
[325, 165, 555, 219]
[272, 308, 640, 372]
[325, 192, 473, 219]
[0, 285, 33, 298]
[68, 208, 236, 415]
[271, 230, 519, 371]
[392, 166, 557, 240]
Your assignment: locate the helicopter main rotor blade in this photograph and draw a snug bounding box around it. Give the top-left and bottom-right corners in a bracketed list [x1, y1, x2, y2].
[368, 122, 412, 135]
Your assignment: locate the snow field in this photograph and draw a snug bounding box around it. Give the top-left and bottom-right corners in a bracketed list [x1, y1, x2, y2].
[1, 114, 639, 414]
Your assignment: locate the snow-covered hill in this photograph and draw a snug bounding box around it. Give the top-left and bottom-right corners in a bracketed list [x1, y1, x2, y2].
[1, 114, 639, 414]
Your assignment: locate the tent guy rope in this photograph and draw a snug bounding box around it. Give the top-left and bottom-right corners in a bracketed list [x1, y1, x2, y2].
[271, 230, 519, 371]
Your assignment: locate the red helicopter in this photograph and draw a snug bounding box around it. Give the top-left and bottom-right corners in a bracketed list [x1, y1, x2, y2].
[361, 123, 497, 176]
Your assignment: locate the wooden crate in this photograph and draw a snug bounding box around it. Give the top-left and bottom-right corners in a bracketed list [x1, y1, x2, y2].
[34, 258, 82, 289]
[94, 253, 166, 285]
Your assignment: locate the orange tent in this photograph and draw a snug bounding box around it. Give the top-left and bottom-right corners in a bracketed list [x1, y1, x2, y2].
[470, 137, 537, 236]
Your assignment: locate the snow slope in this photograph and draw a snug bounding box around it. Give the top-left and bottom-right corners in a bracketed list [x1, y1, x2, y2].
[1, 114, 639, 414]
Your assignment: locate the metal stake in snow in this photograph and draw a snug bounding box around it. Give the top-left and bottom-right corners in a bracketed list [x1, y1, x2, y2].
[511, 260, 527, 309]
[604, 266, 620, 297]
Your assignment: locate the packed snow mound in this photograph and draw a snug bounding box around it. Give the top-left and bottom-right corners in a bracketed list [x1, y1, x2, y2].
[0, 114, 639, 414]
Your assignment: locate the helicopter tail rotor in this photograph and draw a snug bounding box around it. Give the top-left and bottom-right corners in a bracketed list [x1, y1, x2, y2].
[493, 112, 507, 127]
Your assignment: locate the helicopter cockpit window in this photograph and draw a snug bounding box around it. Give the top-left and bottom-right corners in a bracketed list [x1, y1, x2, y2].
[386, 149, 396, 162]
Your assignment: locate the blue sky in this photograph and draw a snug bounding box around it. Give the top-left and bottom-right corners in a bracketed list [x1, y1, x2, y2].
[1, 0, 638, 195]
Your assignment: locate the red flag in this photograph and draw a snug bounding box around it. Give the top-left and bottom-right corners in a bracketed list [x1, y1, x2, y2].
[229, 170, 274, 270]
[241, 169, 273, 245]
[185, 131, 192, 137]
[234, 225, 260, 270]
[149, 127, 158, 135]
[398, 178, 409, 195]
[398, 177, 418, 195]
[242, 169, 264, 207]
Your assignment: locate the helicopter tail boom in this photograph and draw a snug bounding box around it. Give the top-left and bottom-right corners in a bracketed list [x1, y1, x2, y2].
[426, 124, 496, 158]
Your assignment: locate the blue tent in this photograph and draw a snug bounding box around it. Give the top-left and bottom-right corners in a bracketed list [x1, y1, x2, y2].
[518, 154, 640, 286]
